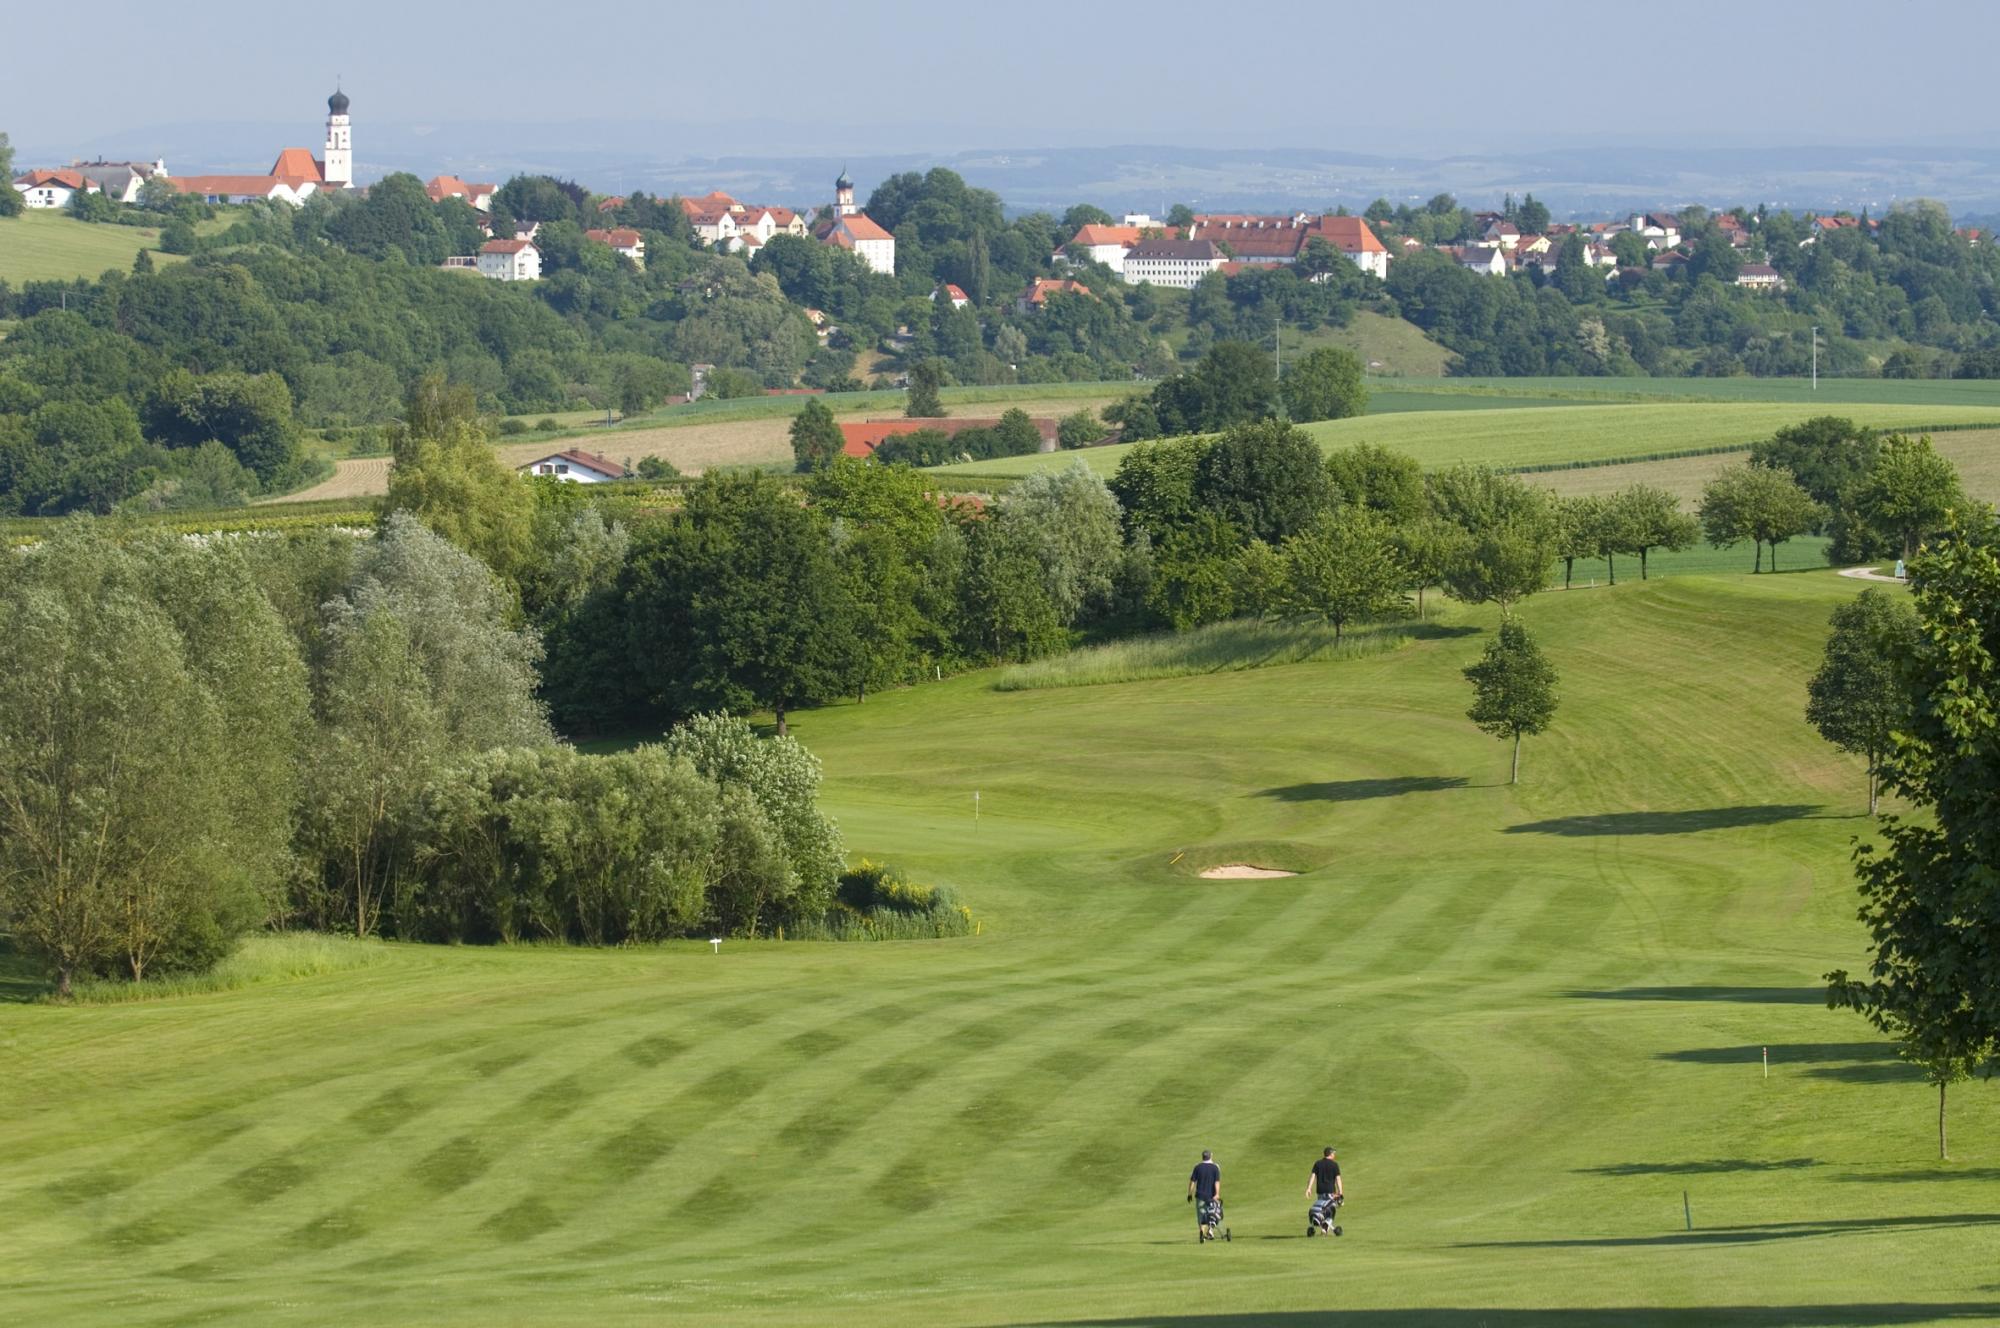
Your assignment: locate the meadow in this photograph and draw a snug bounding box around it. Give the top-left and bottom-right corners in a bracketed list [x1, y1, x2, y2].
[0, 210, 180, 284]
[2, 566, 1994, 1326]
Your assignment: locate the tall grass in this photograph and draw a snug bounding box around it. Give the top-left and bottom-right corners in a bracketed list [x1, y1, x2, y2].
[57, 933, 388, 1005]
[993, 616, 1428, 692]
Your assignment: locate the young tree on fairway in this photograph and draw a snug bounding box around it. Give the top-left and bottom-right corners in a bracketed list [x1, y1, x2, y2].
[1852, 433, 1966, 561]
[1699, 464, 1824, 573]
[1615, 484, 1701, 580]
[1278, 509, 1407, 641]
[1394, 516, 1463, 621]
[1805, 589, 1919, 814]
[788, 397, 844, 472]
[1826, 529, 2000, 1156]
[1463, 621, 1559, 785]
[1554, 494, 1607, 590]
[1279, 346, 1368, 423]
[1445, 521, 1553, 616]
[905, 360, 945, 418]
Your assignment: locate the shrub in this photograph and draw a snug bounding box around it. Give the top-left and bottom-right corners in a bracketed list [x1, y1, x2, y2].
[535, 418, 560, 432]
[637, 455, 679, 480]
[497, 417, 529, 436]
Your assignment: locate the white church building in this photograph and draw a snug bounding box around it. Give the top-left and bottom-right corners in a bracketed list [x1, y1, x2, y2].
[169, 89, 355, 205]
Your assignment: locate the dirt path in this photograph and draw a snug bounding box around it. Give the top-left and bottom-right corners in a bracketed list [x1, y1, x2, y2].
[1838, 567, 1907, 584]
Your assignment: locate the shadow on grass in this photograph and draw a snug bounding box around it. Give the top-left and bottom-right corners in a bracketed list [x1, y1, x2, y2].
[1578, 1158, 1819, 1177]
[1505, 805, 1823, 836]
[1661, 1041, 1921, 1084]
[0, 937, 47, 1004]
[1840, 1168, 2000, 1184]
[1408, 623, 1481, 640]
[1258, 776, 1470, 803]
[1563, 986, 1826, 1004]
[997, 1304, 2000, 1326]
[1454, 1212, 2000, 1249]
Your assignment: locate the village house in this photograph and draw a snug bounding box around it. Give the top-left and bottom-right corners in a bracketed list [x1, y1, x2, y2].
[70, 159, 167, 204]
[1628, 212, 1682, 249]
[426, 175, 496, 212]
[933, 283, 971, 309]
[12, 168, 90, 209]
[517, 450, 628, 483]
[1017, 277, 1093, 313]
[477, 238, 541, 281]
[1183, 214, 1389, 279]
[1066, 223, 1147, 274]
[585, 227, 646, 266]
[813, 170, 896, 275]
[1734, 263, 1786, 291]
[1481, 219, 1521, 249]
[1453, 246, 1509, 276]
[1122, 236, 1225, 289]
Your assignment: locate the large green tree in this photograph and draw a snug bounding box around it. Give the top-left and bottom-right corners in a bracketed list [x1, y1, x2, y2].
[1827, 530, 2000, 1158]
[1280, 346, 1368, 423]
[1805, 588, 1918, 814]
[1278, 509, 1407, 641]
[1614, 484, 1701, 580]
[789, 397, 844, 472]
[383, 375, 536, 583]
[1193, 419, 1332, 544]
[905, 360, 946, 417]
[1852, 433, 1966, 560]
[0, 132, 21, 217]
[1463, 620, 1559, 785]
[1699, 463, 1825, 572]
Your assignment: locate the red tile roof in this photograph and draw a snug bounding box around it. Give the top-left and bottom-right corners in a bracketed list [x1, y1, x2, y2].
[586, 227, 644, 248]
[1304, 215, 1387, 255]
[518, 449, 626, 479]
[481, 238, 536, 254]
[1021, 277, 1093, 305]
[835, 212, 892, 242]
[16, 168, 88, 190]
[268, 147, 324, 182]
[173, 174, 310, 197]
[1070, 223, 1145, 248]
[838, 417, 1058, 460]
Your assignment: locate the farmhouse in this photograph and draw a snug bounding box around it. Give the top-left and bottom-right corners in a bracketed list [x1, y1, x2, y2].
[477, 238, 541, 281]
[585, 227, 646, 266]
[1734, 263, 1786, 291]
[11, 168, 89, 209]
[517, 450, 628, 483]
[934, 283, 971, 309]
[72, 159, 167, 204]
[1453, 246, 1509, 276]
[1017, 277, 1093, 312]
[1122, 237, 1224, 289]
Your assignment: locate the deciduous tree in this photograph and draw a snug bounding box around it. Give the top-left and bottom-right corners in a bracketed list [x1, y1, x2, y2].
[1278, 509, 1407, 642]
[1853, 433, 1966, 560]
[789, 397, 844, 472]
[1280, 346, 1368, 423]
[1699, 463, 1824, 572]
[1805, 588, 1918, 814]
[1463, 620, 1559, 784]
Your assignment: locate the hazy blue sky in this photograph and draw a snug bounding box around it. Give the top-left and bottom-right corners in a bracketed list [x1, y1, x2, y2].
[9, 0, 1998, 156]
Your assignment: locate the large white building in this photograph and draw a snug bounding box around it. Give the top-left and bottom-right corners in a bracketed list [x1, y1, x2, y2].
[171, 89, 357, 206]
[1121, 237, 1224, 289]
[478, 238, 541, 281]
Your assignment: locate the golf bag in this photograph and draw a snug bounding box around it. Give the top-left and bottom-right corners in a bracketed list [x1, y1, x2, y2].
[1306, 1193, 1343, 1237]
[1197, 1197, 1229, 1243]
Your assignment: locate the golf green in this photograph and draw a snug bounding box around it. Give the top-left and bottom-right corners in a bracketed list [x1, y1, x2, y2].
[1, 569, 1994, 1327]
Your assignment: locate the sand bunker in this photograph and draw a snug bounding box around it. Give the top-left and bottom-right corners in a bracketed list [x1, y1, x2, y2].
[1199, 864, 1298, 879]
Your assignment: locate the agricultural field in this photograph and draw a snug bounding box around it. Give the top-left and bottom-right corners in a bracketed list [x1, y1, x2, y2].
[1385, 376, 2000, 409]
[0, 211, 180, 284]
[937, 400, 2000, 484]
[2, 568, 1994, 1326]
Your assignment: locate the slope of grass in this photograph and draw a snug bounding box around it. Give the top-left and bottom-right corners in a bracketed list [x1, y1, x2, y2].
[992, 617, 1430, 691]
[1292, 309, 1453, 378]
[2, 569, 1994, 1326]
[936, 401, 2000, 484]
[0, 210, 179, 284]
[1387, 375, 2000, 408]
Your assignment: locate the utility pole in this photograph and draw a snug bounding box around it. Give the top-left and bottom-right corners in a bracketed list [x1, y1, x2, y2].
[1811, 325, 1820, 390]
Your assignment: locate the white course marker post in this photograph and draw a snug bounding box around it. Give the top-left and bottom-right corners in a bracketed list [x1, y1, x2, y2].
[710, 938, 721, 955]
[974, 790, 980, 831]
[1763, 1046, 1768, 1079]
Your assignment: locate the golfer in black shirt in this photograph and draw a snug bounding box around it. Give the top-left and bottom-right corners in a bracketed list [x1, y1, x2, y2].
[1306, 1147, 1343, 1205]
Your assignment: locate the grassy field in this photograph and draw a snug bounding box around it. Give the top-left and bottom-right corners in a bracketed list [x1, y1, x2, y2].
[0, 210, 181, 284]
[1292, 310, 1454, 379]
[1384, 376, 2000, 408]
[937, 401, 2000, 485]
[3, 567, 1996, 1326]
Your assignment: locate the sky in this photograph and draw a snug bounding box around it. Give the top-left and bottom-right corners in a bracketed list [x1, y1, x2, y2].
[8, 0, 1999, 162]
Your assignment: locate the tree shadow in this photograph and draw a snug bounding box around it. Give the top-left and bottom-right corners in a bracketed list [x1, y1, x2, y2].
[996, 1303, 2000, 1326]
[1839, 1168, 2000, 1184]
[1659, 1042, 1893, 1066]
[1257, 776, 1470, 803]
[1408, 623, 1481, 640]
[1505, 805, 1824, 836]
[1455, 1212, 2000, 1249]
[0, 939, 46, 1004]
[1563, 986, 1827, 1004]
[1577, 1158, 1818, 1177]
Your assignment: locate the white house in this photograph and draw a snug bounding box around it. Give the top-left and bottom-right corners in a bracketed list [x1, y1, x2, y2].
[934, 283, 971, 309]
[73, 160, 165, 204]
[1734, 263, 1787, 291]
[478, 238, 541, 281]
[12, 168, 90, 209]
[1067, 223, 1145, 274]
[821, 211, 896, 276]
[518, 450, 627, 484]
[1121, 237, 1224, 289]
[1454, 246, 1509, 276]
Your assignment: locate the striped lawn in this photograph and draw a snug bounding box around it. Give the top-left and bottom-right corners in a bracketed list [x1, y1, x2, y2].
[1, 570, 1996, 1326]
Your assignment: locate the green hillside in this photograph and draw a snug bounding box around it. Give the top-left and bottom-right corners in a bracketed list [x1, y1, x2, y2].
[2, 569, 1992, 1326]
[0, 210, 180, 284]
[938, 400, 2000, 484]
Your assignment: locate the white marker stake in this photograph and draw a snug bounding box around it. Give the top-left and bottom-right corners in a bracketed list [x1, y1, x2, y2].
[1763, 1046, 1768, 1079]
[710, 938, 722, 955]
[974, 790, 980, 829]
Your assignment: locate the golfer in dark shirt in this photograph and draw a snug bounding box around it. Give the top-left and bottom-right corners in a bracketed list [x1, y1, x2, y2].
[1306, 1147, 1343, 1204]
[1189, 1150, 1221, 1204]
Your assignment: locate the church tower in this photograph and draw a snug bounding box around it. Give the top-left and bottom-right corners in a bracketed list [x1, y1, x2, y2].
[834, 167, 856, 217]
[323, 87, 353, 189]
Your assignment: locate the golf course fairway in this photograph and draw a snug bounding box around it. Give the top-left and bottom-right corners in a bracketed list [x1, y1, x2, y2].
[2, 568, 1995, 1327]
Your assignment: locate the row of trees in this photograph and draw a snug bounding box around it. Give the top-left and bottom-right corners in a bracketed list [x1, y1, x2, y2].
[1105, 342, 1368, 441]
[1695, 421, 1969, 572]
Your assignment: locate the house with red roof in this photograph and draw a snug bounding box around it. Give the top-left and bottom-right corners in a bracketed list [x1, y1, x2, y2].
[1067, 223, 1148, 273]
[812, 169, 896, 275]
[517, 450, 629, 484]
[1184, 214, 1390, 279]
[585, 227, 646, 266]
[477, 238, 541, 281]
[934, 283, 971, 309]
[427, 175, 497, 212]
[169, 89, 356, 207]
[1017, 278, 1094, 312]
[12, 168, 90, 209]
